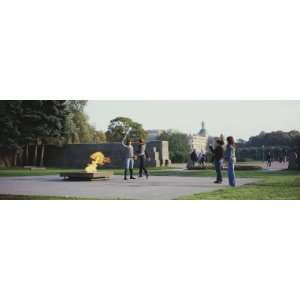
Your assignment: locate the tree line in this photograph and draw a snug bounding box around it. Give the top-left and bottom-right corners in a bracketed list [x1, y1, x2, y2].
[239, 130, 300, 149]
[0, 102, 153, 167]
[0, 100, 106, 166]
[3, 100, 297, 167]
[0, 102, 190, 166]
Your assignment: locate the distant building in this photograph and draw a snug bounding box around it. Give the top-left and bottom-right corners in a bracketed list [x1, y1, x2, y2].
[146, 129, 164, 141]
[188, 121, 208, 153]
[198, 121, 207, 137]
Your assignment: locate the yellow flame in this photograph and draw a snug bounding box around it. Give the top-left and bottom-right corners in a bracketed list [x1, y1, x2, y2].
[85, 152, 111, 173]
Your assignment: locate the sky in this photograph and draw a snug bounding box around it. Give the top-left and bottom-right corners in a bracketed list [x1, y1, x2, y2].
[85, 100, 300, 140]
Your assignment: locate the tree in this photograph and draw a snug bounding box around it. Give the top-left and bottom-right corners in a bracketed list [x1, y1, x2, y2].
[93, 130, 106, 143]
[21, 101, 67, 166]
[290, 134, 300, 150]
[66, 100, 87, 112]
[247, 130, 300, 147]
[159, 130, 190, 163]
[105, 117, 147, 142]
[38, 101, 67, 165]
[63, 100, 88, 144]
[63, 100, 105, 144]
[0, 101, 24, 166]
[72, 111, 93, 143]
[64, 112, 80, 144]
[236, 138, 247, 144]
[0, 100, 67, 166]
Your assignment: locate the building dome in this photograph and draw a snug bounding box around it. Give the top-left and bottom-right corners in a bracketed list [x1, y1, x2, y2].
[199, 121, 207, 136]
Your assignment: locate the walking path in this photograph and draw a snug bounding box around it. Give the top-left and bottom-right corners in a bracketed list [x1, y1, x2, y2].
[262, 161, 289, 171]
[0, 175, 256, 200]
[168, 162, 289, 172]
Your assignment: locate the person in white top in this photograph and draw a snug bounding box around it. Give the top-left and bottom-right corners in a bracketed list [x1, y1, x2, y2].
[121, 128, 136, 180]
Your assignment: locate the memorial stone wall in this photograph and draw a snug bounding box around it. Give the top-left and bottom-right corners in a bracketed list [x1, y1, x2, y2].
[44, 141, 171, 169]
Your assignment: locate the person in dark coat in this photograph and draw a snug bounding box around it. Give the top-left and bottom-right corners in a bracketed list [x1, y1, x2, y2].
[279, 151, 284, 163]
[190, 149, 198, 167]
[266, 151, 272, 167]
[209, 139, 224, 184]
[137, 138, 149, 179]
[283, 149, 288, 163]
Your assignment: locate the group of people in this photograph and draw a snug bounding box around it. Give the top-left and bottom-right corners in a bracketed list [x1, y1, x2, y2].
[190, 150, 207, 167]
[209, 136, 237, 187]
[121, 129, 237, 187]
[121, 134, 149, 180]
[266, 149, 288, 168]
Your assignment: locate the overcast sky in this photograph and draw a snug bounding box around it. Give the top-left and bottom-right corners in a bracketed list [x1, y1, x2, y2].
[85, 100, 300, 140]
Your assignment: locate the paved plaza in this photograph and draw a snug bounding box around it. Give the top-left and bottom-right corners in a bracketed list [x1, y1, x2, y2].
[0, 175, 256, 199]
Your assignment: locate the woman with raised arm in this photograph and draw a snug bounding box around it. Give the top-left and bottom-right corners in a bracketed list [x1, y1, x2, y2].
[224, 136, 236, 187]
[121, 128, 136, 180]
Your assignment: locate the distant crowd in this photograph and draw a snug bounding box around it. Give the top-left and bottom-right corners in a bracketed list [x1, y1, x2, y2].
[265, 149, 292, 167]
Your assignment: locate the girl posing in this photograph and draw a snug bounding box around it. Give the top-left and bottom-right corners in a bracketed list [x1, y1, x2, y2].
[224, 136, 236, 187]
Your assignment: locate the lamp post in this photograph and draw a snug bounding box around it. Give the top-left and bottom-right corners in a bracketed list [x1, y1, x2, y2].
[262, 145, 265, 162]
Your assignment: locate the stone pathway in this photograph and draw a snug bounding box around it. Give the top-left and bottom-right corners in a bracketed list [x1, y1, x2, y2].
[262, 161, 288, 171]
[0, 175, 256, 200]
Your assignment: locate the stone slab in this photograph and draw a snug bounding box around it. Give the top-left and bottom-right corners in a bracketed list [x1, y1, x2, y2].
[23, 166, 47, 170]
[60, 171, 113, 180]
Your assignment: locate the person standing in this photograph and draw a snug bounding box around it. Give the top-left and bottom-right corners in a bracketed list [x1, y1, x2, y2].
[283, 149, 288, 163]
[137, 138, 149, 179]
[197, 152, 202, 166]
[279, 150, 284, 163]
[209, 139, 224, 184]
[200, 153, 206, 168]
[288, 150, 299, 170]
[266, 151, 272, 167]
[190, 149, 198, 168]
[224, 136, 236, 187]
[121, 131, 136, 180]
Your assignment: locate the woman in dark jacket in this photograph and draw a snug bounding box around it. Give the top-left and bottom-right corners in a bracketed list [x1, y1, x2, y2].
[190, 149, 198, 167]
[209, 139, 224, 184]
[137, 139, 149, 179]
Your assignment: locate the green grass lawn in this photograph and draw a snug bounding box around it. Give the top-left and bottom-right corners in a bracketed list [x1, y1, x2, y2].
[177, 172, 300, 200]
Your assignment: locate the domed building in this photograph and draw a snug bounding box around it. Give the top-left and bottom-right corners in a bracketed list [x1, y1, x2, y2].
[199, 121, 207, 137]
[188, 121, 208, 153]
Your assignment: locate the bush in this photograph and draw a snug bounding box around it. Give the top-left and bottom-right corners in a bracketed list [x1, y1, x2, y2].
[170, 151, 187, 163]
[159, 130, 190, 163]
